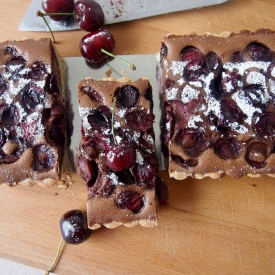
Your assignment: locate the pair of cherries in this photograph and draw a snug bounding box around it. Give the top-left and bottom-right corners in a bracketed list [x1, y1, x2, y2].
[40, 0, 123, 65]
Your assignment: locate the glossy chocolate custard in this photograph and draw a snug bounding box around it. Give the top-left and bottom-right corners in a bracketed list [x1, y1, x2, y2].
[77, 77, 158, 229]
[0, 38, 66, 185]
[160, 29, 275, 179]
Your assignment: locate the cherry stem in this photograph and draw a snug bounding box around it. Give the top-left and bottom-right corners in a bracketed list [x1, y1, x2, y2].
[101, 49, 136, 70]
[36, 11, 56, 43]
[106, 63, 123, 78]
[112, 98, 117, 145]
[45, 237, 64, 275]
[37, 10, 80, 17]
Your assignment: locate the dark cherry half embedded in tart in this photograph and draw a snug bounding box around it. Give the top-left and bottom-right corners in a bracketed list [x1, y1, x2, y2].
[160, 29, 275, 179]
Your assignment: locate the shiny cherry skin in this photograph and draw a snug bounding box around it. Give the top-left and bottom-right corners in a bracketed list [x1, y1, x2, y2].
[105, 142, 136, 172]
[80, 29, 115, 63]
[75, 0, 105, 32]
[60, 210, 92, 245]
[41, 0, 75, 21]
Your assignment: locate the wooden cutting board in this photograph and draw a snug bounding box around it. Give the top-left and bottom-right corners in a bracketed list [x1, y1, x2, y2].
[0, 172, 275, 274]
[1, 0, 275, 274]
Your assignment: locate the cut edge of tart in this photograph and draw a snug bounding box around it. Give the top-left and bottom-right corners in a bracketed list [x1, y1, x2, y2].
[160, 28, 275, 180]
[0, 38, 67, 186]
[77, 76, 158, 229]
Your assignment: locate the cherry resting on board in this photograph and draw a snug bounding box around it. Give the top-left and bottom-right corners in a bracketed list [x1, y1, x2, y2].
[80, 29, 136, 69]
[60, 209, 92, 244]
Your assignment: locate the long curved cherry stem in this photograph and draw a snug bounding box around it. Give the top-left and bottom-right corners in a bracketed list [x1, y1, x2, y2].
[45, 237, 64, 275]
[37, 12, 56, 43]
[101, 49, 136, 70]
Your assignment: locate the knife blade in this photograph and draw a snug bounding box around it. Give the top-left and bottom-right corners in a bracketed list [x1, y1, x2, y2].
[19, 0, 230, 31]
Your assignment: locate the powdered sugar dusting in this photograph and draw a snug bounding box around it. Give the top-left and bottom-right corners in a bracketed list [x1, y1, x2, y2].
[181, 85, 200, 103]
[167, 57, 273, 134]
[0, 62, 51, 143]
[166, 87, 178, 100]
[188, 115, 203, 129]
[171, 61, 186, 76]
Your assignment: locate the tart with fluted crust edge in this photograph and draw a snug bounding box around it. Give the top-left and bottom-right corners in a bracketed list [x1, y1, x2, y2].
[160, 28, 275, 180]
[77, 77, 158, 229]
[0, 38, 66, 186]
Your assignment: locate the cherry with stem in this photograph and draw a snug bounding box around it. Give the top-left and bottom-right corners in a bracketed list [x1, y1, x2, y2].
[80, 29, 136, 70]
[45, 210, 92, 274]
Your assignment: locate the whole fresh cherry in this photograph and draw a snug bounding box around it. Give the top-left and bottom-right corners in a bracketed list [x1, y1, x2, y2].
[80, 29, 115, 63]
[41, 0, 75, 21]
[60, 209, 92, 245]
[75, 0, 105, 32]
[105, 142, 136, 171]
[46, 209, 92, 274]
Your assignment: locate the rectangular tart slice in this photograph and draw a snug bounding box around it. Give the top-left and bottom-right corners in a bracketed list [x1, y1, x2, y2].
[159, 29, 275, 179]
[77, 77, 158, 229]
[0, 38, 66, 185]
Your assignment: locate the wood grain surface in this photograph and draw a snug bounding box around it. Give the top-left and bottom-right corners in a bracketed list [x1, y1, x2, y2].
[0, 0, 275, 274]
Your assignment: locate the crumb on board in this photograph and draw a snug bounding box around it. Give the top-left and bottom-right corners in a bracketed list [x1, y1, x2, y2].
[105, 68, 112, 77]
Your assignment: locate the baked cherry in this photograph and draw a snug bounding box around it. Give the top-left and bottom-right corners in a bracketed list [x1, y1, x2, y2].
[220, 99, 246, 126]
[105, 142, 136, 171]
[20, 83, 46, 113]
[0, 75, 8, 95]
[28, 62, 48, 80]
[214, 137, 242, 160]
[49, 119, 66, 146]
[246, 42, 273, 62]
[81, 86, 103, 102]
[116, 191, 144, 212]
[245, 142, 270, 169]
[132, 161, 156, 184]
[0, 104, 20, 127]
[115, 85, 140, 108]
[175, 128, 210, 157]
[220, 69, 241, 93]
[32, 144, 56, 172]
[41, 0, 75, 21]
[244, 84, 269, 109]
[80, 136, 105, 159]
[205, 51, 222, 76]
[78, 156, 98, 187]
[6, 56, 26, 74]
[155, 177, 169, 205]
[115, 170, 135, 185]
[171, 154, 198, 168]
[0, 127, 6, 147]
[231, 51, 244, 63]
[254, 113, 275, 141]
[87, 105, 111, 132]
[75, 0, 105, 32]
[60, 209, 92, 244]
[126, 110, 154, 131]
[181, 46, 204, 80]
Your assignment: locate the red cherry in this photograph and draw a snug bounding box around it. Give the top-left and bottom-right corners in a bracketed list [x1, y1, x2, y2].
[105, 142, 136, 171]
[60, 210, 92, 245]
[41, 0, 75, 21]
[75, 0, 105, 32]
[80, 29, 115, 63]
